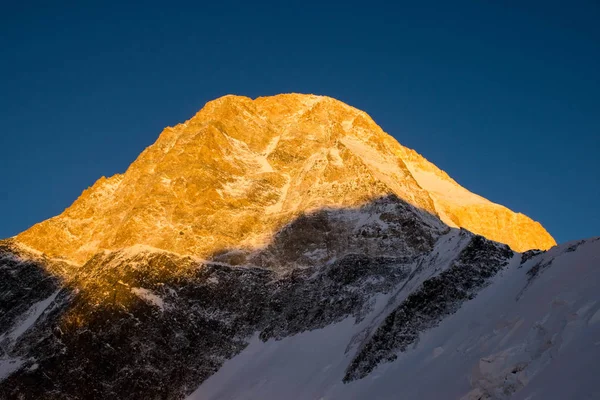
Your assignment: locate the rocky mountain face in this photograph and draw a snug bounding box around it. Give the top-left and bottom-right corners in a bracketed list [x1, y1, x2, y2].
[15, 94, 554, 268]
[1, 94, 580, 400]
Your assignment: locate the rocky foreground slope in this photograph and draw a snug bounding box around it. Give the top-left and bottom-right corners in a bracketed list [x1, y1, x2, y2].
[1, 94, 584, 400]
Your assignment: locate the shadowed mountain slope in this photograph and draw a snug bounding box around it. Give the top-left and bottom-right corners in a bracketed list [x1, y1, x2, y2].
[0, 193, 531, 399]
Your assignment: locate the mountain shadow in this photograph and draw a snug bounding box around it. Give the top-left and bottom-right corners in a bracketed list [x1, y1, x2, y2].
[0, 194, 514, 400]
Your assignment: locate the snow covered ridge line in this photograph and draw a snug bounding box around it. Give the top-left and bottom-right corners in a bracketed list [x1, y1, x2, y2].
[191, 237, 600, 400]
[344, 236, 514, 381]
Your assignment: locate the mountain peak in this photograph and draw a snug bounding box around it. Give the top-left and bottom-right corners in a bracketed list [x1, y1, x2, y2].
[15, 94, 555, 266]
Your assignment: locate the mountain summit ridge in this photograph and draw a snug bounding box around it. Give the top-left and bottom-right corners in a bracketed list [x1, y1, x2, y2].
[15, 93, 555, 265]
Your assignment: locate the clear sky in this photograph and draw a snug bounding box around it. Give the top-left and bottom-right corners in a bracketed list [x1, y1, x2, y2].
[1, 1, 598, 244]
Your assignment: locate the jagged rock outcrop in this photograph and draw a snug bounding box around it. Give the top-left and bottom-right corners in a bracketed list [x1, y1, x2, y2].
[15, 94, 554, 268]
[344, 235, 513, 381]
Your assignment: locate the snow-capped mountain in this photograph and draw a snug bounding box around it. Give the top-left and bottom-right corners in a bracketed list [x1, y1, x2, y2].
[1, 94, 594, 400]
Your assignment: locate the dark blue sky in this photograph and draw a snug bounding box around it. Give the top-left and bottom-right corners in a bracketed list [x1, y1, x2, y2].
[1, 1, 598, 244]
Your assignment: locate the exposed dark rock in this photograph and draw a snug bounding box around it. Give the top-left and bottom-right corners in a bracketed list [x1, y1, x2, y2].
[0, 248, 414, 399]
[343, 236, 513, 382]
[0, 207, 518, 399]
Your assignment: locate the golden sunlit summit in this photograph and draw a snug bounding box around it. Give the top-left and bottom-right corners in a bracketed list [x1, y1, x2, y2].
[16, 93, 555, 266]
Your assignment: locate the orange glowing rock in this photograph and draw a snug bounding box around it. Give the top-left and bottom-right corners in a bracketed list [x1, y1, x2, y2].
[15, 94, 555, 266]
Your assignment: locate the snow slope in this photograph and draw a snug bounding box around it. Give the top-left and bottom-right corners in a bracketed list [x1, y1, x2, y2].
[189, 238, 600, 400]
[0, 290, 61, 380]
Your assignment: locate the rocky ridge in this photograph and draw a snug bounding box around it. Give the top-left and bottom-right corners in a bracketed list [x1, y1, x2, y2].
[15, 94, 554, 269]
